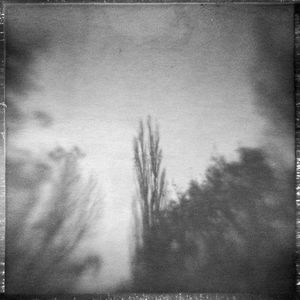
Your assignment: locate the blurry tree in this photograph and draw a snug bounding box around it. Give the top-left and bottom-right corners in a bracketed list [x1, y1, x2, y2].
[161, 148, 295, 293]
[6, 146, 102, 294]
[132, 116, 167, 290]
[131, 146, 295, 295]
[133, 116, 166, 241]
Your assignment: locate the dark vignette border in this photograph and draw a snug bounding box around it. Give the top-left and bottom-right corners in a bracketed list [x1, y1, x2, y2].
[295, 3, 300, 300]
[0, 1, 297, 300]
[0, 0, 5, 296]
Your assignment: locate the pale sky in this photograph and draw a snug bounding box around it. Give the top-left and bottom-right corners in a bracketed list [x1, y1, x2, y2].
[6, 4, 294, 291]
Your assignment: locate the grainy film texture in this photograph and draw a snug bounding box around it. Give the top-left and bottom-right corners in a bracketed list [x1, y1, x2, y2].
[4, 4, 296, 297]
[0, 0, 4, 294]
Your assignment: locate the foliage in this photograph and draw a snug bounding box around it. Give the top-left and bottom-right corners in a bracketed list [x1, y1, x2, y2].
[6, 146, 102, 294]
[166, 148, 295, 293]
[131, 145, 295, 294]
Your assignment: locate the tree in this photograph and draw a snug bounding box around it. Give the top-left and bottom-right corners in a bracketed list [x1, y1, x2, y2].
[133, 116, 166, 243]
[132, 116, 167, 291]
[131, 146, 295, 294]
[6, 146, 102, 294]
[162, 147, 295, 294]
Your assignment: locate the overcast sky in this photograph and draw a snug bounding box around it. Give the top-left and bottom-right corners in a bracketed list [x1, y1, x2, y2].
[6, 4, 294, 291]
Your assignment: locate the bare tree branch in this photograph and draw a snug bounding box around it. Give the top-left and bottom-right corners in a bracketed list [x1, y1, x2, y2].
[133, 116, 166, 241]
[7, 146, 103, 293]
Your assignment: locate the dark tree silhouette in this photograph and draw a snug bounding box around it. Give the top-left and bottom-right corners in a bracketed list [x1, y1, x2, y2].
[133, 116, 166, 242]
[131, 146, 295, 296]
[132, 116, 167, 291]
[6, 146, 102, 294]
[159, 148, 295, 294]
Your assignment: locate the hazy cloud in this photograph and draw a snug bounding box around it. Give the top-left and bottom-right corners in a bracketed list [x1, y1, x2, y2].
[106, 6, 196, 48]
[5, 12, 52, 130]
[5, 9, 52, 96]
[32, 111, 53, 128]
[248, 9, 294, 159]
